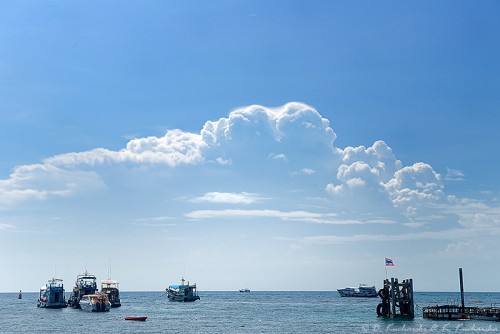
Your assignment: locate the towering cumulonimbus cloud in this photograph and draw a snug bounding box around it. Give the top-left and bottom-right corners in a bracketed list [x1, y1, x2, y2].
[0, 102, 444, 219]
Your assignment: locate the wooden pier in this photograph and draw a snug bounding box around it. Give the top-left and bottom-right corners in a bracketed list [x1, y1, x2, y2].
[423, 304, 500, 321]
[422, 267, 500, 322]
[376, 277, 414, 319]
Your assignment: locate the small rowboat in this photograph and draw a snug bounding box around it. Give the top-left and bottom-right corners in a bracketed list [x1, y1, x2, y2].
[124, 316, 147, 321]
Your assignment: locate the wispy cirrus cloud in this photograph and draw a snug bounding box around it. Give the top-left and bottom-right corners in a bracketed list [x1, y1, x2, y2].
[298, 226, 500, 245]
[186, 209, 336, 221]
[444, 167, 465, 181]
[0, 163, 105, 206]
[185, 209, 397, 225]
[290, 168, 315, 176]
[133, 216, 177, 227]
[0, 223, 15, 230]
[269, 153, 287, 161]
[189, 192, 263, 204]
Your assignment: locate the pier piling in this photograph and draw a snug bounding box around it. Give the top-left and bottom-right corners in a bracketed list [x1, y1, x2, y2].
[376, 277, 414, 319]
[459, 267, 465, 312]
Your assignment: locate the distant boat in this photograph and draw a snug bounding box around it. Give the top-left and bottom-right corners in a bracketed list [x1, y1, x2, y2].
[18, 290, 22, 299]
[101, 279, 121, 307]
[337, 284, 378, 297]
[166, 278, 200, 302]
[37, 278, 67, 308]
[67, 271, 98, 308]
[239, 288, 250, 292]
[79, 294, 111, 312]
[124, 316, 148, 321]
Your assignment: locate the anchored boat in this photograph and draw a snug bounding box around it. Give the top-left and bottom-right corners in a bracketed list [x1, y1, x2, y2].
[79, 294, 111, 312]
[101, 279, 121, 307]
[67, 271, 98, 309]
[37, 278, 67, 308]
[166, 278, 200, 302]
[337, 284, 378, 297]
[124, 316, 147, 321]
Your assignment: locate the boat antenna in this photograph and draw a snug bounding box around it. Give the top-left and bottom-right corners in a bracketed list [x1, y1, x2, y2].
[108, 259, 112, 279]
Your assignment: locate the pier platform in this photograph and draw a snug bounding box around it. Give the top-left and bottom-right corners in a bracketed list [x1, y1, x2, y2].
[423, 305, 500, 321]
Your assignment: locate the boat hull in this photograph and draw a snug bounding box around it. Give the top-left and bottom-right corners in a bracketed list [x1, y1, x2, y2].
[110, 301, 122, 307]
[124, 316, 147, 321]
[38, 301, 68, 308]
[168, 294, 200, 302]
[102, 289, 121, 307]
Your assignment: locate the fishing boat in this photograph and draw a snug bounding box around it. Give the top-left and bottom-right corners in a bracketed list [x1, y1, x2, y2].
[67, 271, 98, 308]
[166, 278, 200, 302]
[37, 278, 67, 308]
[79, 294, 111, 312]
[101, 279, 121, 307]
[239, 288, 250, 292]
[337, 284, 378, 297]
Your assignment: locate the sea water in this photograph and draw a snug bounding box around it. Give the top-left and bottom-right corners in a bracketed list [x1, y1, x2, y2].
[1, 291, 500, 333]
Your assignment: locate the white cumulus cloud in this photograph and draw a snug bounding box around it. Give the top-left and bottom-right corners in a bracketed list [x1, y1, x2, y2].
[0, 102, 451, 223]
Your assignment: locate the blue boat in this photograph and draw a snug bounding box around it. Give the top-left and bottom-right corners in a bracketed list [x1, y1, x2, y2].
[67, 271, 98, 308]
[37, 278, 67, 308]
[166, 278, 200, 302]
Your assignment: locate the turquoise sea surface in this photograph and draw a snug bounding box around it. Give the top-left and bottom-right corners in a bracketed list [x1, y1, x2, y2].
[1, 291, 500, 333]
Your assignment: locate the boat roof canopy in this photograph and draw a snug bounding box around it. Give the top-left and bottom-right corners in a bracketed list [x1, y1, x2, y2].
[101, 279, 119, 284]
[49, 278, 64, 282]
[77, 271, 96, 279]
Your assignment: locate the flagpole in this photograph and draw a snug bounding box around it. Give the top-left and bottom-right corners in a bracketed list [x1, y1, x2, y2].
[385, 260, 388, 279]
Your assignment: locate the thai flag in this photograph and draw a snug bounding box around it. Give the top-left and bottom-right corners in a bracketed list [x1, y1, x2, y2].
[385, 258, 394, 267]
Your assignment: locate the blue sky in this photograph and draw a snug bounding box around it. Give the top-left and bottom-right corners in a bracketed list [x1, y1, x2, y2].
[1, 1, 500, 292]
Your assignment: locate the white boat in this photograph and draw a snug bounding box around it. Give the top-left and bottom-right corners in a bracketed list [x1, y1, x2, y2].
[239, 288, 250, 292]
[79, 294, 111, 312]
[68, 271, 98, 308]
[337, 284, 377, 297]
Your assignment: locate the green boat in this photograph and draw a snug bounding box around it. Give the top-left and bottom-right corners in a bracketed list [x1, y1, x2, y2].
[166, 278, 200, 302]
